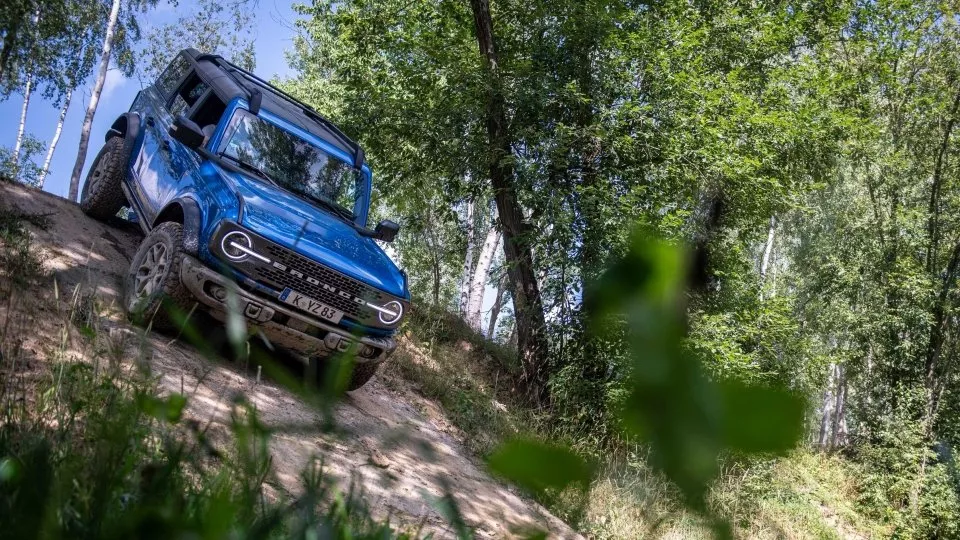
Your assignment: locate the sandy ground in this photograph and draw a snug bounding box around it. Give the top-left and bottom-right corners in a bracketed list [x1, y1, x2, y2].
[0, 181, 579, 539]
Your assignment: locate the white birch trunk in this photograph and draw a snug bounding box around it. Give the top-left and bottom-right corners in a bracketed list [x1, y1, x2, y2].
[818, 362, 837, 450]
[68, 0, 122, 201]
[458, 199, 476, 315]
[465, 225, 501, 330]
[37, 90, 72, 188]
[12, 7, 41, 168]
[13, 73, 33, 167]
[760, 215, 777, 286]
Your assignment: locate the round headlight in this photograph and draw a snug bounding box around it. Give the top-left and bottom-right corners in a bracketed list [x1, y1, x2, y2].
[378, 300, 403, 325]
[221, 230, 253, 261]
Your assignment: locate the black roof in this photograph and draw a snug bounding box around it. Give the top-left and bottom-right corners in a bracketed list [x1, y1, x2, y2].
[181, 48, 364, 167]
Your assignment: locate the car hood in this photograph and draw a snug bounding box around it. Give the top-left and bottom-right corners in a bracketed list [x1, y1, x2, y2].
[224, 170, 407, 299]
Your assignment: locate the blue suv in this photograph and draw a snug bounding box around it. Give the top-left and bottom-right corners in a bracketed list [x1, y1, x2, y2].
[79, 49, 410, 390]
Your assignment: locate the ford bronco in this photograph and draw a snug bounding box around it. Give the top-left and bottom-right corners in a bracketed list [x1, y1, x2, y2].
[78, 48, 410, 390]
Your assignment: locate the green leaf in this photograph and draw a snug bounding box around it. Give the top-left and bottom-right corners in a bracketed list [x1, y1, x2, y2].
[719, 382, 805, 454]
[137, 393, 188, 424]
[487, 439, 593, 495]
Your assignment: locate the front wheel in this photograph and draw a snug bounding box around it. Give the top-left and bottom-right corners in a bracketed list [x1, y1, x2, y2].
[346, 361, 379, 391]
[311, 356, 380, 392]
[80, 136, 128, 219]
[124, 222, 195, 332]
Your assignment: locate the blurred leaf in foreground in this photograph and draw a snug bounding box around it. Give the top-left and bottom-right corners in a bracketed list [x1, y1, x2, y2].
[487, 438, 593, 495]
[591, 230, 806, 519]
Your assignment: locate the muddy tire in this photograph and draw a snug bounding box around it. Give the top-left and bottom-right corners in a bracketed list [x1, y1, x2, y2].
[80, 136, 128, 220]
[125, 222, 195, 332]
[346, 361, 379, 391]
[311, 356, 379, 391]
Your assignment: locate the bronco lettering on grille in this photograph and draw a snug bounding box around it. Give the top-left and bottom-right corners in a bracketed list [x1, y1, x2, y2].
[272, 260, 367, 305]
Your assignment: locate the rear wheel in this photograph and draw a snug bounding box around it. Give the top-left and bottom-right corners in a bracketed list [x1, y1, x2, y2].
[125, 222, 195, 332]
[80, 137, 128, 219]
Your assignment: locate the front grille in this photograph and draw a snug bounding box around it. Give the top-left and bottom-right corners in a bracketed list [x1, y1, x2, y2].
[210, 221, 404, 329]
[255, 245, 390, 319]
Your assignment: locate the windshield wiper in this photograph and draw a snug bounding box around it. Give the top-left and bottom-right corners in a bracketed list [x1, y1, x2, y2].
[304, 192, 356, 224]
[220, 154, 358, 228]
[221, 154, 278, 186]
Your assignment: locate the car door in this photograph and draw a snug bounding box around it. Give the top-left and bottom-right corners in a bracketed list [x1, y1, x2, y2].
[153, 72, 213, 208]
[133, 53, 191, 222]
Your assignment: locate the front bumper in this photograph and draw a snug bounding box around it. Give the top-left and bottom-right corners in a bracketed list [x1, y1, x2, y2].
[179, 255, 396, 364]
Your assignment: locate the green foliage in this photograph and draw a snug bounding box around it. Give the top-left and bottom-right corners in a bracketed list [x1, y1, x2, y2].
[138, 0, 257, 82]
[0, 135, 45, 187]
[855, 414, 960, 538]
[488, 438, 594, 495]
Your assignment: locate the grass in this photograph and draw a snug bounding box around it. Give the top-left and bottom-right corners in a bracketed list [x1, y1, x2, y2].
[382, 303, 531, 457]
[394, 302, 890, 539]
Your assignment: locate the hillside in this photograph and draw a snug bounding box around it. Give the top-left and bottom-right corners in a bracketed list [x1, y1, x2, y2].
[0, 180, 577, 538]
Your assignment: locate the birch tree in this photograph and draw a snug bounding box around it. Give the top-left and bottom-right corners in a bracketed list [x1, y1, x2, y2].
[465, 225, 500, 330]
[67, 0, 121, 201]
[457, 199, 476, 315]
[37, 90, 71, 187]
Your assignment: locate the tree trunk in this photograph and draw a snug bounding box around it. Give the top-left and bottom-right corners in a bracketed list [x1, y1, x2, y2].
[830, 364, 847, 449]
[818, 362, 836, 450]
[468, 0, 550, 403]
[38, 90, 72, 188]
[458, 198, 477, 315]
[925, 85, 960, 272]
[487, 274, 507, 339]
[466, 226, 501, 330]
[68, 0, 122, 201]
[760, 215, 777, 282]
[424, 205, 442, 306]
[13, 73, 33, 167]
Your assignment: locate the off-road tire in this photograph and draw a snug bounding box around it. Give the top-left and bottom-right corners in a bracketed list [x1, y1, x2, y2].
[80, 136, 128, 220]
[311, 356, 380, 392]
[346, 361, 379, 391]
[125, 222, 195, 332]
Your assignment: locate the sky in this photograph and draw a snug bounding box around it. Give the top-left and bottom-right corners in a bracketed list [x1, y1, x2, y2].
[0, 0, 300, 199]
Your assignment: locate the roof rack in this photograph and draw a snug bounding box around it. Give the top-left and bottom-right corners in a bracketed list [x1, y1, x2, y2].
[194, 51, 365, 168]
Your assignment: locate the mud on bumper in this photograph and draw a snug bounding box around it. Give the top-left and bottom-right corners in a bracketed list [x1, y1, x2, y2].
[179, 255, 396, 364]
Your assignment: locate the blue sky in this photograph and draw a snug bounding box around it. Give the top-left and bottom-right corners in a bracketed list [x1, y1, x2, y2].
[0, 0, 299, 198]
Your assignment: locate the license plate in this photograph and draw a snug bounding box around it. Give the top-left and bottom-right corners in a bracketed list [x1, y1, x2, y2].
[279, 288, 343, 323]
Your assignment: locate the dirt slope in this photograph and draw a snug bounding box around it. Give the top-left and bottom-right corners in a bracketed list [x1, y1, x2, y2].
[0, 181, 578, 539]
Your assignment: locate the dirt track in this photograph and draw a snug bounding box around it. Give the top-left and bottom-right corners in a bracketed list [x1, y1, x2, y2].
[0, 181, 578, 539]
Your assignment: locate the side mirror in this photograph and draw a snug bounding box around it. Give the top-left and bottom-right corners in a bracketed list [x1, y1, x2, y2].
[374, 220, 400, 242]
[168, 115, 205, 149]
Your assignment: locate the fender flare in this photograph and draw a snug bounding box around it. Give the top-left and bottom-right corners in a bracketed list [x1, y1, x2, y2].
[106, 113, 141, 168]
[153, 197, 203, 256]
[106, 112, 141, 145]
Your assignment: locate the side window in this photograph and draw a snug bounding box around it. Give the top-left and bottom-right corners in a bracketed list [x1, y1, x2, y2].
[169, 73, 210, 118]
[190, 93, 227, 145]
[156, 54, 189, 98]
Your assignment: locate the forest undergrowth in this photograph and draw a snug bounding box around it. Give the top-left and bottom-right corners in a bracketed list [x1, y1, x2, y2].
[395, 304, 892, 539]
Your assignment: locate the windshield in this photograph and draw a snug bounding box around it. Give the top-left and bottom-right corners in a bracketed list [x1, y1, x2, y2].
[219, 110, 363, 220]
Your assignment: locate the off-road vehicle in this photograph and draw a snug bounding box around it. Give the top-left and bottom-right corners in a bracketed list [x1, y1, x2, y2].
[80, 48, 409, 390]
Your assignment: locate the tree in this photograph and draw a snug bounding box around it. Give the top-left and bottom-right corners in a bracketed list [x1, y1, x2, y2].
[66, 0, 158, 201]
[468, 0, 550, 401]
[138, 0, 256, 83]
